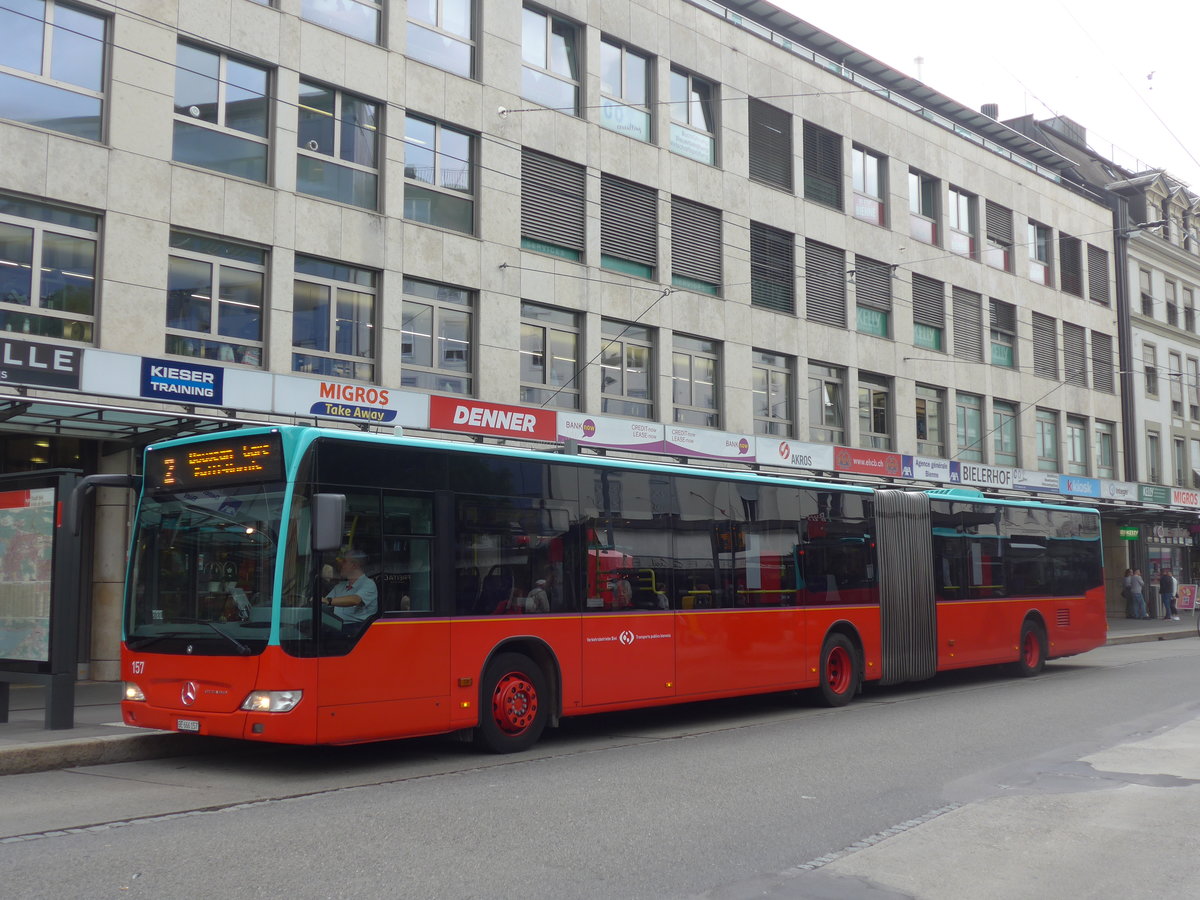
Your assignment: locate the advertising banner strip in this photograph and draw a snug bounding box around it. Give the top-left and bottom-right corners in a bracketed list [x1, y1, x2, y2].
[833, 447, 904, 478]
[557, 412, 665, 451]
[430, 396, 557, 441]
[663, 426, 756, 462]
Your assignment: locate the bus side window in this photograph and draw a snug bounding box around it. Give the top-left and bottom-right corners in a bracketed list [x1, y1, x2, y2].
[381, 493, 433, 614]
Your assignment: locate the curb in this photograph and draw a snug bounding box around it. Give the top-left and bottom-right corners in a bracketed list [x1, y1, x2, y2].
[1106, 630, 1195, 646]
[0, 731, 225, 777]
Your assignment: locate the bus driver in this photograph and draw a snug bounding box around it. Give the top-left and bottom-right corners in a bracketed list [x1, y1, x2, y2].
[322, 549, 378, 625]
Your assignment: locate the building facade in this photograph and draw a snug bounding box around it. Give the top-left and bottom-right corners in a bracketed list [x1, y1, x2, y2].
[0, 0, 1137, 678]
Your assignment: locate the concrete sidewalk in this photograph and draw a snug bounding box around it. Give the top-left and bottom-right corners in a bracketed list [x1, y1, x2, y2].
[1, 614, 1196, 777]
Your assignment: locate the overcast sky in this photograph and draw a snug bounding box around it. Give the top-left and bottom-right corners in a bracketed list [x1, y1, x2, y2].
[773, 0, 1200, 191]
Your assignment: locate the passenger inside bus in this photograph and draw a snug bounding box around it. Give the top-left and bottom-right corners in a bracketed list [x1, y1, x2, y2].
[322, 549, 378, 626]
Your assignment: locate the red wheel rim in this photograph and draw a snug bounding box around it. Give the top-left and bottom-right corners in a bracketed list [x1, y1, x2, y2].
[491, 671, 538, 735]
[1022, 632, 1040, 668]
[825, 646, 851, 695]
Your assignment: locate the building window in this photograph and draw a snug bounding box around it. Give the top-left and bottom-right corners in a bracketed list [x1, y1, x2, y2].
[808, 363, 845, 444]
[747, 99, 793, 191]
[407, 0, 474, 78]
[908, 170, 938, 245]
[521, 149, 585, 261]
[803, 121, 843, 208]
[1175, 437, 1188, 486]
[521, 5, 580, 116]
[952, 287, 983, 362]
[1189, 357, 1199, 420]
[990, 299, 1016, 368]
[1166, 280, 1179, 327]
[1096, 421, 1115, 479]
[947, 187, 976, 259]
[1031, 312, 1058, 380]
[0, 0, 106, 141]
[915, 385, 944, 457]
[1144, 343, 1158, 396]
[600, 319, 653, 419]
[671, 197, 721, 295]
[1066, 415, 1089, 476]
[1028, 220, 1051, 285]
[1170, 351, 1184, 417]
[599, 38, 651, 142]
[297, 81, 379, 209]
[1036, 408, 1059, 472]
[1092, 331, 1114, 393]
[1062, 322, 1086, 387]
[858, 372, 892, 450]
[1186, 287, 1196, 332]
[911, 274, 944, 351]
[0, 194, 97, 341]
[750, 222, 794, 313]
[1058, 234, 1082, 297]
[301, 0, 380, 43]
[993, 400, 1018, 466]
[404, 114, 474, 233]
[854, 256, 892, 338]
[173, 43, 269, 182]
[955, 392, 983, 462]
[669, 68, 716, 164]
[166, 232, 265, 365]
[1146, 431, 1161, 484]
[805, 239, 846, 327]
[292, 255, 375, 380]
[984, 201, 1012, 271]
[852, 146, 885, 225]
[1087, 244, 1110, 305]
[400, 277, 473, 394]
[672, 335, 719, 427]
[1139, 268, 1154, 317]
[1192, 439, 1200, 488]
[600, 174, 657, 278]
[520, 302, 579, 410]
[753, 350, 793, 436]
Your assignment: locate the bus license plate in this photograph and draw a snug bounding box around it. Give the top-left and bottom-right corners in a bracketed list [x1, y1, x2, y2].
[177, 718, 201, 733]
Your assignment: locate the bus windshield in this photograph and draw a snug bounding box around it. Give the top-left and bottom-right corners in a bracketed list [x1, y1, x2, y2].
[126, 483, 284, 655]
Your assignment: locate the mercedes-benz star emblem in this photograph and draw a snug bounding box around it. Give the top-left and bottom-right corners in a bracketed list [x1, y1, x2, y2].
[181, 681, 198, 706]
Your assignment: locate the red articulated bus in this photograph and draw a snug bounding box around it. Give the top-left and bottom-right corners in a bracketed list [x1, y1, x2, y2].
[108, 426, 1106, 752]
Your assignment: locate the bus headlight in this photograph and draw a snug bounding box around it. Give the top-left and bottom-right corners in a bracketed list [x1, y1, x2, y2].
[124, 682, 146, 702]
[240, 690, 303, 713]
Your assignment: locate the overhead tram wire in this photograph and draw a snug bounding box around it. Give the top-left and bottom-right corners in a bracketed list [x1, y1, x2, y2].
[26, 2, 1142, 294]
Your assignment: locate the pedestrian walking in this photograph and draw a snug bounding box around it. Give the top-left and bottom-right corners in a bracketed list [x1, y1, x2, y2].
[1122, 568, 1135, 617]
[1130, 568, 1148, 619]
[1159, 568, 1179, 620]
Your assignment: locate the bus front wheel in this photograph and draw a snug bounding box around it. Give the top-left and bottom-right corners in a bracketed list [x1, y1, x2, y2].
[1014, 621, 1047, 677]
[476, 652, 548, 753]
[817, 634, 859, 707]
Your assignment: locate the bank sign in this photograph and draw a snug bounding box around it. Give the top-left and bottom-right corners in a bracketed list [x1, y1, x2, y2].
[141, 358, 223, 405]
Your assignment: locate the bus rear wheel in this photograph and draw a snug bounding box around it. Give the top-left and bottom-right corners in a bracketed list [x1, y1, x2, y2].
[817, 634, 859, 707]
[476, 652, 548, 753]
[1014, 621, 1047, 677]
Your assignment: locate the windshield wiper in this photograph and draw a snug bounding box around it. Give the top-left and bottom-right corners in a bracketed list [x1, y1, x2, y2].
[204, 622, 252, 655]
[127, 620, 252, 655]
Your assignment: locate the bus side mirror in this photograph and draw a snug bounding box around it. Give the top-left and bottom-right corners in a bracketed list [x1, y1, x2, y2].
[312, 493, 346, 552]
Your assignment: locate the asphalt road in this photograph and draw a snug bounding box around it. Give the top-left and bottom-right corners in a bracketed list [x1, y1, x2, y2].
[3, 638, 1199, 899]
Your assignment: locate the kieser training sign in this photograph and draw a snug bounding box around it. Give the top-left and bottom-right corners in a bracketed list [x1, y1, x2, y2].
[140, 358, 223, 406]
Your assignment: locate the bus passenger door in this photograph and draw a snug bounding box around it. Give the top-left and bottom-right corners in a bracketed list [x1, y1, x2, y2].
[580, 609, 676, 707]
[315, 489, 452, 742]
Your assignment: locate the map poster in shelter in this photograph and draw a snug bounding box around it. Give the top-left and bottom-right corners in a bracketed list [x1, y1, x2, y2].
[0, 487, 56, 663]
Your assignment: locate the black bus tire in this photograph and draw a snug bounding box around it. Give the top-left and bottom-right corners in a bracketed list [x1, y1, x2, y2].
[475, 652, 548, 753]
[817, 633, 859, 707]
[1014, 620, 1047, 677]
